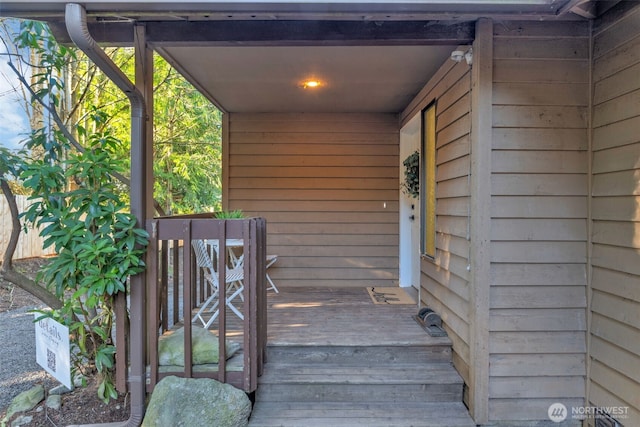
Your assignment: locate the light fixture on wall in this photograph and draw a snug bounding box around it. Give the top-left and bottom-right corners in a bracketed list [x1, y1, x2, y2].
[450, 48, 473, 65]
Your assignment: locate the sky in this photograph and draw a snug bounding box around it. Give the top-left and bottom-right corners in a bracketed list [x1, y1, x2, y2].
[0, 20, 30, 151]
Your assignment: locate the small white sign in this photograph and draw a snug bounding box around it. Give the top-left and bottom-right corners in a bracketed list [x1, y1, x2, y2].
[34, 314, 72, 389]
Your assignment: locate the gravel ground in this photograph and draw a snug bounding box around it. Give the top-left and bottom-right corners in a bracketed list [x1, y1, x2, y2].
[0, 305, 55, 415]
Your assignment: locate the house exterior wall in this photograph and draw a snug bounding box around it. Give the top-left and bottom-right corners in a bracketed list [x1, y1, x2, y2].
[224, 8, 640, 425]
[400, 57, 474, 411]
[226, 113, 400, 287]
[404, 20, 593, 423]
[588, 3, 640, 423]
[487, 20, 591, 422]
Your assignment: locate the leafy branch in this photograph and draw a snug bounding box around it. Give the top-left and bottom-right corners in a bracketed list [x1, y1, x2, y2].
[0, 19, 149, 403]
[402, 150, 420, 198]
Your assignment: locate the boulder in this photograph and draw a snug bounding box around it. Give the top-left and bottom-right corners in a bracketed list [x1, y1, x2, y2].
[142, 376, 251, 427]
[49, 384, 73, 395]
[2, 385, 44, 425]
[45, 394, 61, 411]
[158, 326, 240, 366]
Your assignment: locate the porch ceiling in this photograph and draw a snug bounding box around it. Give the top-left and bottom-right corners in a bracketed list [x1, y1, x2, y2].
[157, 44, 456, 113]
[1, 0, 610, 114]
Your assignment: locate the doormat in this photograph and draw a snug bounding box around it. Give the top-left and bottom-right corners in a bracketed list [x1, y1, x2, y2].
[367, 287, 415, 305]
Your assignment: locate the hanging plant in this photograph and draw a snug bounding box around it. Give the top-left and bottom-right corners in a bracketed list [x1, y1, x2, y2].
[402, 150, 420, 198]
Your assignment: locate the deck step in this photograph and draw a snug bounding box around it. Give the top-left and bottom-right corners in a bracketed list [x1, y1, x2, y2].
[259, 363, 462, 384]
[266, 344, 452, 364]
[256, 363, 463, 403]
[248, 402, 476, 427]
[250, 288, 473, 426]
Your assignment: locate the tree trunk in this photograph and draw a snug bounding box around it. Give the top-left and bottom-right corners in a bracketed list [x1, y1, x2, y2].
[0, 179, 62, 309]
[0, 180, 20, 271]
[0, 268, 62, 310]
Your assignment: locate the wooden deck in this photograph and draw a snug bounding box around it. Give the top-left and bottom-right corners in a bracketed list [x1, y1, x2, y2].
[202, 286, 442, 346]
[247, 287, 475, 427]
[266, 287, 447, 346]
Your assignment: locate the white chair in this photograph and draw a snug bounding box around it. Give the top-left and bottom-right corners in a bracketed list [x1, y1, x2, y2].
[191, 239, 244, 328]
[223, 242, 278, 293]
[266, 254, 279, 293]
[220, 241, 245, 300]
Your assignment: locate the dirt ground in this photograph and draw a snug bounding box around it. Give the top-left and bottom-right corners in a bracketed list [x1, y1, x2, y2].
[0, 258, 130, 426]
[0, 258, 47, 313]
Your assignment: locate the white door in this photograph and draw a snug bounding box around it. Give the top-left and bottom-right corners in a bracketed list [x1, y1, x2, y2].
[399, 114, 421, 294]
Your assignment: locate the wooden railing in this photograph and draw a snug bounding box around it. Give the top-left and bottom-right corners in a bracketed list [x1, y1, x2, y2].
[140, 216, 267, 393]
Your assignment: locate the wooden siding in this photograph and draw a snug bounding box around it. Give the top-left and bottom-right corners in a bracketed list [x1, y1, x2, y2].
[227, 113, 399, 288]
[402, 54, 474, 409]
[589, 4, 640, 423]
[489, 21, 590, 422]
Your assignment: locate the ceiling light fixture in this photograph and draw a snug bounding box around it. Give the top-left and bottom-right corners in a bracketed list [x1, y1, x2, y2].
[302, 80, 321, 89]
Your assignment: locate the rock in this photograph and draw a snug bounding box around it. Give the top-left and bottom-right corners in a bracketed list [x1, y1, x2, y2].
[142, 376, 251, 427]
[46, 394, 62, 410]
[10, 415, 32, 427]
[73, 373, 85, 388]
[2, 385, 44, 423]
[49, 384, 73, 395]
[158, 326, 240, 366]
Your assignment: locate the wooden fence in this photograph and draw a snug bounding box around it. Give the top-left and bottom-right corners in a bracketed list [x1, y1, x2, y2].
[0, 195, 55, 261]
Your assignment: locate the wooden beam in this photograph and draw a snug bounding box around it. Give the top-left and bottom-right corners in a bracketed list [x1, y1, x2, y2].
[50, 20, 475, 47]
[468, 17, 492, 425]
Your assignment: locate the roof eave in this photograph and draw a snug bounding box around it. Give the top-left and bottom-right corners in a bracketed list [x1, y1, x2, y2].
[0, 0, 593, 23]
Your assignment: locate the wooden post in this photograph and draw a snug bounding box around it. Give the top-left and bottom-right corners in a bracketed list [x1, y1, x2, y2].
[125, 23, 151, 413]
[147, 220, 159, 391]
[172, 240, 180, 326]
[136, 25, 155, 222]
[115, 289, 127, 392]
[183, 220, 193, 377]
[135, 21, 155, 380]
[468, 17, 492, 425]
[160, 239, 168, 332]
[222, 113, 230, 210]
[217, 220, 228, 383]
